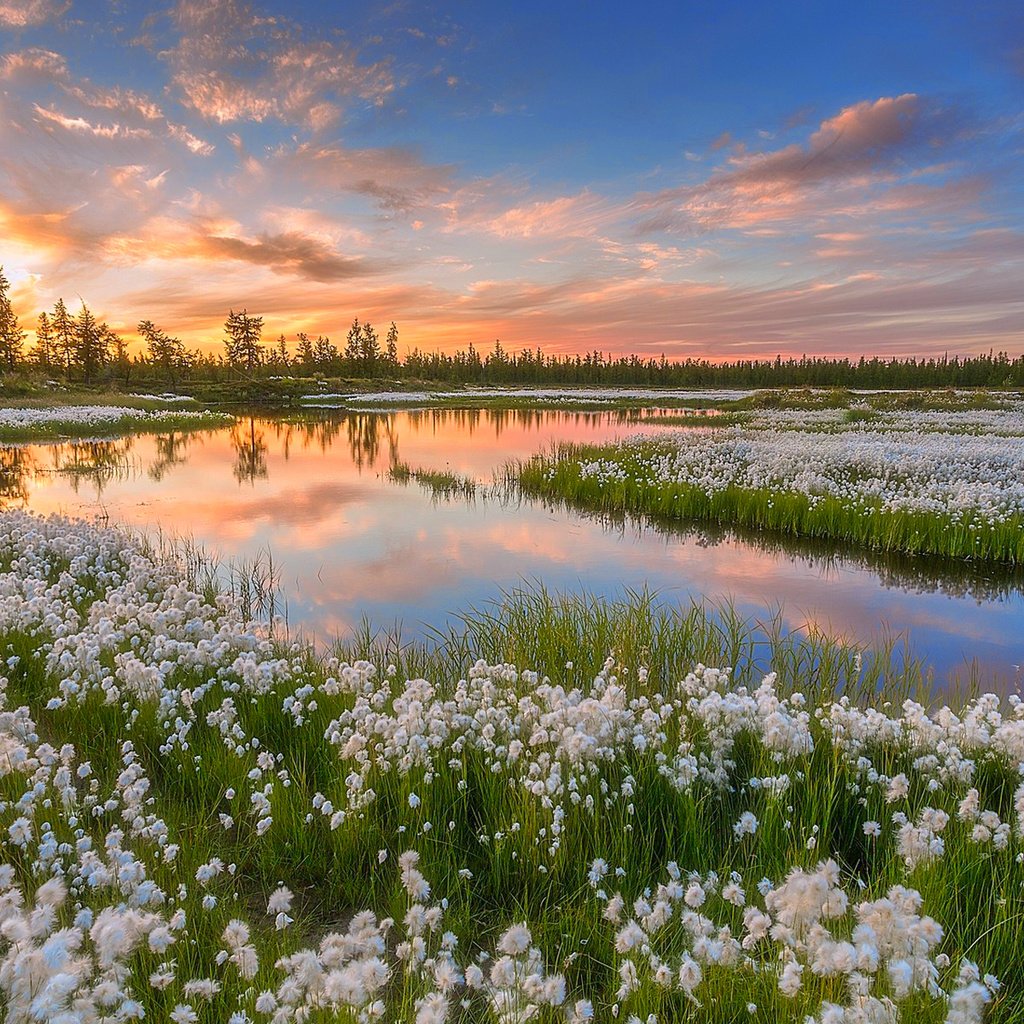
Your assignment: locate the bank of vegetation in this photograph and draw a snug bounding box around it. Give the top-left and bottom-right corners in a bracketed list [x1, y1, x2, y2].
[0, 511, 1019, 1021]
[2, 268, 1023, 396]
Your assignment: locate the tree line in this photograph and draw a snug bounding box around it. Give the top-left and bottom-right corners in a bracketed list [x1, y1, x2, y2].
[1, 268, 1022, 389]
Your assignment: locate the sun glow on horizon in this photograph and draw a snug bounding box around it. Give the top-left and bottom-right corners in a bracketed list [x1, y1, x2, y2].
[1, 1, 1023, 360]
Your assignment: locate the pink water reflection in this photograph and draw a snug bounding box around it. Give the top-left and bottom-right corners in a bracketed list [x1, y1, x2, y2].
[3, 408, 1022, 690]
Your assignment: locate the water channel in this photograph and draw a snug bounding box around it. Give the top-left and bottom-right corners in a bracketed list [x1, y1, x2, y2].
[3, 406, 1021, 688]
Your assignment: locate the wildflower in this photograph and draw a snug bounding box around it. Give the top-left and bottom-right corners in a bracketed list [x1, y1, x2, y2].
[886, 774, 910, 802]
[733, 811, 758, 839]
[255, 992, 277, 1013]
[778, 960, 803, 996]
[497, 923, 532, 955]
[678, 953, 702, 1002]
[588, 858, 609, 887]
[267, 885, 293, 914]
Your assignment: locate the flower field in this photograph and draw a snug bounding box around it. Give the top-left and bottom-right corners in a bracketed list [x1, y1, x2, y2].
[514, 406, 1024, 563]
[0, 510, 1020, 1022]
[0, 406, 231, 442]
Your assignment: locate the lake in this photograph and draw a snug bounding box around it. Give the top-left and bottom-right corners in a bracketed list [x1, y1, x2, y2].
[4, 406, 1022, 689]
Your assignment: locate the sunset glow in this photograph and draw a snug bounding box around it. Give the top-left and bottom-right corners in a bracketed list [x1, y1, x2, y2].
[2, 1, 1023, 358]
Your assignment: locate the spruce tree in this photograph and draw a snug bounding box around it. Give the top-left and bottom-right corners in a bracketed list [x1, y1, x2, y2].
[51, 298, 76, 378]
[385, 322, 399, 368]
[223, 309, 263, 372]
[360, 320, 379, 370]
[295, 332, 315, 369]
[33, 312, 55, 371]
[74, 303, 107, 382]
[0, 267, 25, 371]
[139, 320, 186, 383]
[344, 318, 362, 366]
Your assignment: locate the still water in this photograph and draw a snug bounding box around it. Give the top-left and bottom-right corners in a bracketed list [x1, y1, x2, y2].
[3, 407, 1022, 688]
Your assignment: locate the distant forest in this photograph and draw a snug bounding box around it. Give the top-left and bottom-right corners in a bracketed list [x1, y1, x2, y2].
[1, 269, 1022, 389]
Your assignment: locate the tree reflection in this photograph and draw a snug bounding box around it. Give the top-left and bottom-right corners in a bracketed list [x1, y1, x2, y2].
[149, 431, 195, 482]
[0, 447, 34, 503]
[345, 413, 399, 471]
[231, 418, 268, 485]
[50, 440, 135, 497]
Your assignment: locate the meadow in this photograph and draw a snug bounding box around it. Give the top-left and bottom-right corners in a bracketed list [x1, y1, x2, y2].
[515, 404, 1024, 564]
[0, 509, 1020, 1023]
[0, 403, 231, 442]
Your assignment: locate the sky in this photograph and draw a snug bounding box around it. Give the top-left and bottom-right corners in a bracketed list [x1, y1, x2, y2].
[1, 0, 1023, 359]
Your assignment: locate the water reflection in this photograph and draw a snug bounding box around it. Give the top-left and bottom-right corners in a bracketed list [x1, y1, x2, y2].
[2, 407, 1021, 688]
[149, 431, 195, 482]
[0, 447, 31, 502]
[51, 441, 136, 494]
[542, 502, 1024, 606]
[0, 440, 139, 499]
[231, 419, 269, 485]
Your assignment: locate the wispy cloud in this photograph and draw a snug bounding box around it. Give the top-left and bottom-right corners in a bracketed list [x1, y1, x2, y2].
[182, 229, 380, 282]
[165, 0, 394, 129]
[0, 0, 68, 28]
[33, 103, 156, 140]
[269, 140, 454, 214]
[632, 95, 976, 234]
[1, 0, 1021, 364]
[448, 190, 613, 240]
[0, 46, 67, 78]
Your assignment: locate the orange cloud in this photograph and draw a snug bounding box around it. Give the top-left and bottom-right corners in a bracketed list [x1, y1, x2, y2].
[0, 46, 67, 79]
[33, 104, 156, 140]
[456, 191, 613, 240]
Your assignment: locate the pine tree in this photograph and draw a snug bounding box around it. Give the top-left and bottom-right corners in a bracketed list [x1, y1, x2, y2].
[359, 320, 379, 370]
[344, 318, 362, 365]
[139, 320, 186, 383]
[32, 312, 55, 371]
[223, 309, 263, 372]
[74, 303, 107, 382]
[52, 298, 76, 378]
[0, 267, 25, 371]
[385, 322, 399, 368]
[105, 325, 131, 384]
[295, 332, 315, 369]
[314, 335, 338, 370]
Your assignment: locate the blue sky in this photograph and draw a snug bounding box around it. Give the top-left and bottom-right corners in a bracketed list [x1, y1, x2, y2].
[1, 0, 1022, 356]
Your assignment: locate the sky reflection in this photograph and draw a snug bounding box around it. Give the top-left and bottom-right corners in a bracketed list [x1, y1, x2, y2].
[3, 408, 1022, 690]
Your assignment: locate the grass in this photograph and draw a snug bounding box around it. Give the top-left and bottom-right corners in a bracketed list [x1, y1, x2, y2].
[0, 512, 1022, 1020]
[389, 459, 478, 499]
[305, 387, 1023, 415]
[513, 440, 1024, 565]
[3, 381, 1019, 423]
[0, 408, 232, 442]
[728, 387, 1018, 414]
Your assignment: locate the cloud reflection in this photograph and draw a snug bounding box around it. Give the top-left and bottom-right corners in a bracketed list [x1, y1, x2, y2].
[4, 408, 1021, 687]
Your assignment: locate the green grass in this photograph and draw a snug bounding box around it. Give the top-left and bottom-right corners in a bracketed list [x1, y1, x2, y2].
[728, 387, 1018, 413]
[339, 387, 1022, 415]
[1, 517, 1022, 1022]
[389, 460, 478, 499]
[0, 408, 232, 441]
[4, 383, 1019, 424]
[513, 441, 1024, 565]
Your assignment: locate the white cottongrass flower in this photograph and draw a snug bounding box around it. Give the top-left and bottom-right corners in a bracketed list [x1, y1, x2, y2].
[733, 811, 758, 839]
